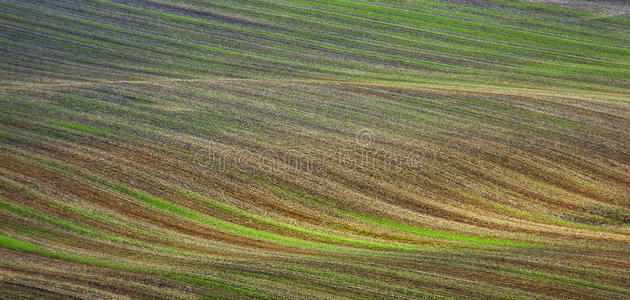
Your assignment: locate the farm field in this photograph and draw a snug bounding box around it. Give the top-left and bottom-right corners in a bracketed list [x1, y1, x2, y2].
[1, 0, 630, 299]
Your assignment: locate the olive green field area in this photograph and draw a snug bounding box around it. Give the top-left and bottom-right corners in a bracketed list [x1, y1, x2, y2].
[1, 0, 630, 299]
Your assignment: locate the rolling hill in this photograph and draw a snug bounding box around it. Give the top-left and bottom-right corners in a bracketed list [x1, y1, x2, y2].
[1, 0, 630, 299]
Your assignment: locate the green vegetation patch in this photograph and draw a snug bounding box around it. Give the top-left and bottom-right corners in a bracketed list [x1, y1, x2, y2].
[48, 120, 110, 135]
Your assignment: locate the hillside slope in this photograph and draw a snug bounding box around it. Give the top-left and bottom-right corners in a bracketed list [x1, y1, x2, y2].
[2, 0, 630, 89]
[1, 0, 630, 299]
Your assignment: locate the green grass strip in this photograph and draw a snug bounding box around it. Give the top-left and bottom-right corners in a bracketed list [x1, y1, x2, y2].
[274, 186, 536, 247]
[47, 120, 111, 135]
